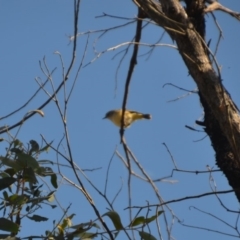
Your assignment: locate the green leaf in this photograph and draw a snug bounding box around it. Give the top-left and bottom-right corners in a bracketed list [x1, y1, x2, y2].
[102, 211, 123, 230]
[129, 211, 163, 227]
[32, 186, 41, 197]
[0, 234, 21, 240]
[38, 159, 54, 165]
[3, 191, 8, 200]
[47, 191, 56, 202]
[10, 148, 23, 154]
[129, 216, 145, 227]
[62, 218, 72, 228]
[50, 173, 58, 189]
[71, 221, 100, 230]
[0, 157, 23, 172]
[27, 214, 48, 222]
[145, 211, 164, 224]
[48, 195, 55, 202]
[35, 166, 47, 176]
[16, 153, 39, 170]
[68, 214, 76, 220]
[0, 171, 11, 178]
[139, 231, 157, 240]
[29, 140, 39, 153]
[36, 166, 54, 176]
[4, 168, 16, 177]
[28, 193, 55, 206]
[0, 218, 19, 233]
[13, 139, 23, 148]
[73, 231, 97, 239]
[39, 140, 53, 153]
[7, 194, 29, 206]
[36, 166, 57, 188]
[23, 167, 38, 184]
[0, 177, 16, 191]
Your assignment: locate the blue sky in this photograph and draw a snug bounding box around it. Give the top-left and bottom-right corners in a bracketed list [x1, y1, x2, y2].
[1, 1, 240, 239]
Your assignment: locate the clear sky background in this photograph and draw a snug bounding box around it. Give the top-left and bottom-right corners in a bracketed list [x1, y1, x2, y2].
[0, 1, 240, 239]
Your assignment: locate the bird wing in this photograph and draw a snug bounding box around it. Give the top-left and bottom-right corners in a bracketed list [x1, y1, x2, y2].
[124, 114, 132, 127]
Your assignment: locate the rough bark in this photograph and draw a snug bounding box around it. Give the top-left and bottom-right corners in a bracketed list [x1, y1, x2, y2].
[133, 0, 240, 201]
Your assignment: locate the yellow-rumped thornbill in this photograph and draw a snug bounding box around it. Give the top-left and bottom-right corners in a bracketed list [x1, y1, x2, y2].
[103, 109, 151, 128]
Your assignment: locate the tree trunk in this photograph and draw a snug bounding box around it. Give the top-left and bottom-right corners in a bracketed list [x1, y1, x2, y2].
[133, 0, 240, 201]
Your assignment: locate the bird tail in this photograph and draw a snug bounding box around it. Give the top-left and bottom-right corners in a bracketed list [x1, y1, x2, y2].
[130, 111, 151, 120]
[142, 114, 151, 119]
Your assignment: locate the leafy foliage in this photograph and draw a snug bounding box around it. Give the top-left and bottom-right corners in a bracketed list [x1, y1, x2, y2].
[0, 139, 57, 236]
[0, 139, 163, 239]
